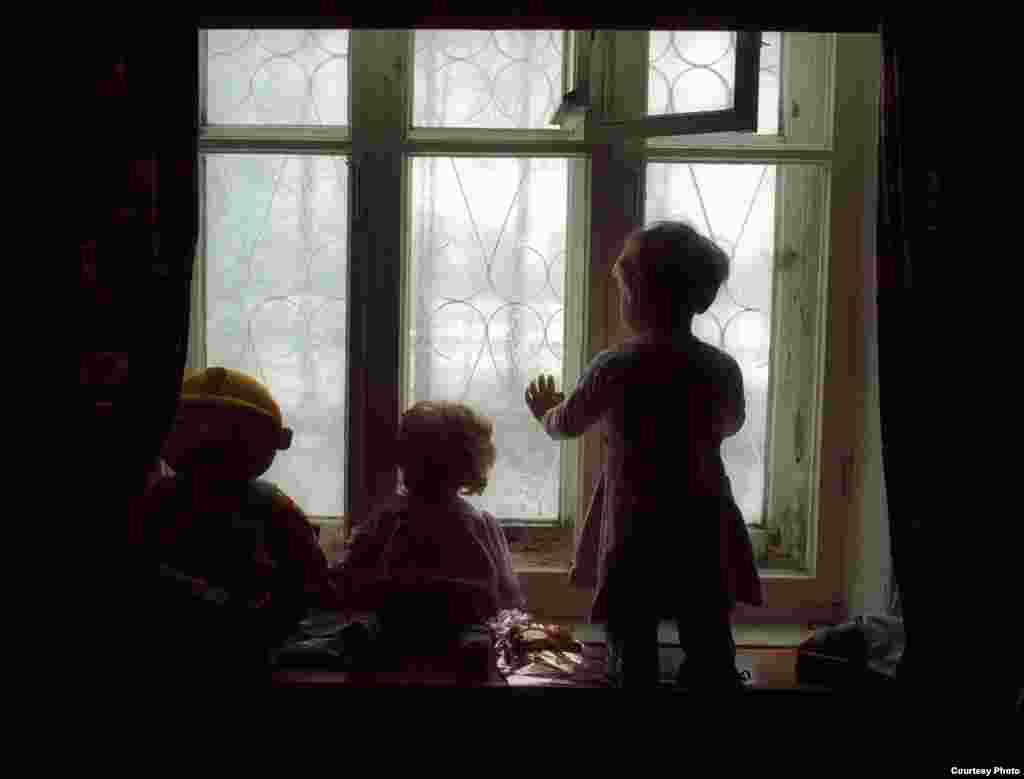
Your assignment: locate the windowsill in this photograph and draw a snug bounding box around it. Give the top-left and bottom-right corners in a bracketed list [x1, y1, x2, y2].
[320, 521, 835, 625]
[272, 647, 827, 690]
[507, 525, 573, 573]
[506, 525, 807, 574]
[318, 518, 808, 576]
[314, 519, 578, 571]
[514, 566, 812, 579]
[548, 620, 815, 649]
[314, 520, 348, 567]
[516, 567, 840, 626]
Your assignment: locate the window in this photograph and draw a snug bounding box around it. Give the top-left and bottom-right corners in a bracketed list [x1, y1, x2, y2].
[203, 153, 349, 516]
[195, 27, 881, 619]
[645, 161, 779, 529]
[407, 156, 569, 521]
[413, 30, 563, 130]
[199, 29, 352, 518]
[649, 31, 781, 133]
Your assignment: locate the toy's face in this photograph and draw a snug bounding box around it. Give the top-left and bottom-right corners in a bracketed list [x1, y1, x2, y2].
[161, 403, 290, 483]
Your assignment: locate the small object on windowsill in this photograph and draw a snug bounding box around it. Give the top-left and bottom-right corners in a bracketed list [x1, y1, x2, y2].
[528, 650, 582, 675]
[550, 88, 589, 131]
[511, 622, 583, 654]
[489, 610, 587, 676]
[748, 524, 769, 558]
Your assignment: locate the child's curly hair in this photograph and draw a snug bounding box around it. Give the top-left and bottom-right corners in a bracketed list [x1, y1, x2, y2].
[396, 401, 497, 498]
[619, 220, 731, 326]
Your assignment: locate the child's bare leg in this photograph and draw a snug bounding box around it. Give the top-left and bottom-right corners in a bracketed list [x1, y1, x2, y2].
[675, 607, 739, 688]
[606, 613, 660, 688]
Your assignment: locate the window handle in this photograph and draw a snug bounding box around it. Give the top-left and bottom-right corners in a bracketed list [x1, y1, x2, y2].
[841, 453, 854, 500]
[350, 159, 362, 227]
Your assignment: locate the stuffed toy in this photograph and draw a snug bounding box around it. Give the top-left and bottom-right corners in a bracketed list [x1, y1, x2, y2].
[145, 366, 342, 652]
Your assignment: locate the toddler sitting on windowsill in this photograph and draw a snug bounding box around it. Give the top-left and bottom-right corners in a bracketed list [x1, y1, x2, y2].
[330, 401, 526, 653]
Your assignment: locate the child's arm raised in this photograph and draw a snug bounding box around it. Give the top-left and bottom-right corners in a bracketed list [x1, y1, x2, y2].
[526, 350, 623, 440]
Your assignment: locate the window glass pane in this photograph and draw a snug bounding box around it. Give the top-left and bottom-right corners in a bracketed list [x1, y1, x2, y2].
[206, 30, 349, 125]
[646, 162, 775, 524]
[205, 154, 348, 516]
[648, 31, 780, 134]
[408, 157, 569, 519]
[413, 31, 563, 129]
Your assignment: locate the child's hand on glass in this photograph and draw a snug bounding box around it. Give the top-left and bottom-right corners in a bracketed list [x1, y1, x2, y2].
[525, 374, 564, 422]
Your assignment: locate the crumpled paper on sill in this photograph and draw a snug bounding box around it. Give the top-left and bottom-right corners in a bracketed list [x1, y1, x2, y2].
[487, 609, 594, 679]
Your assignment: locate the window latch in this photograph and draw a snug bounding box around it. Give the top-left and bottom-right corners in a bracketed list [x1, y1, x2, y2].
[550, 87, 590, 130]
[841, 454, 854, 500]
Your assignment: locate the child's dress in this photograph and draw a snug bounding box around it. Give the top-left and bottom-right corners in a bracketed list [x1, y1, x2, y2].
[332, 493, 526, 631]
[545, 332, 763, 622]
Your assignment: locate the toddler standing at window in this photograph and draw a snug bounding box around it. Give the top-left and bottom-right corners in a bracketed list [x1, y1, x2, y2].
[526, 221, 763, 690]
[332, 401, 525, 651]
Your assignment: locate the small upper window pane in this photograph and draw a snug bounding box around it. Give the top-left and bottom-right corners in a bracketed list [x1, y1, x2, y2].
[205, 30, 350, 125]
[413, 31, 564, 130]
[649, 31, 780, 135]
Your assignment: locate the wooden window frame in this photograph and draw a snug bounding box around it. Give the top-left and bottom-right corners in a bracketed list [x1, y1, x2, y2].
[193, 28, 882, 623]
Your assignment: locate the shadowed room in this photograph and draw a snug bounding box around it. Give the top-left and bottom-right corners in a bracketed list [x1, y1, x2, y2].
[83, 15, 1002, 718]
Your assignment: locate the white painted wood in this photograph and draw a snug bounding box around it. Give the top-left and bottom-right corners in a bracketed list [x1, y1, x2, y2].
[645, 146, 833, 164]
[407, 128, 574, 144]
[765, 164, 829, 580]
[558, 157, 590, 529]
[816, 33, 883, 609]
[782, 33, 836, 149]
[404, 142, 589, 157]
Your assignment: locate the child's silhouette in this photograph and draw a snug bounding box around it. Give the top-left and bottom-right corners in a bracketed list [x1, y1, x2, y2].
[526, 221, 763, 690]
[332, 401, 525, 652]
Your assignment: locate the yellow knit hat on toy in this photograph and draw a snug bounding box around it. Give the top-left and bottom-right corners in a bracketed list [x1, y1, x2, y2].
[163, 367, 293, 481]
[181, 367, 283, 428]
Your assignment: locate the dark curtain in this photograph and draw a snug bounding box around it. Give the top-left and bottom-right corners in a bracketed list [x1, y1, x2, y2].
[877, 17, 919, 685]
[82, 27, 199, 681]
[877, 22, 1020, 712]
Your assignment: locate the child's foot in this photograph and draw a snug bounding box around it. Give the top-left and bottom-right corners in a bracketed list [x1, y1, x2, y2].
[676, 661, 752, 692]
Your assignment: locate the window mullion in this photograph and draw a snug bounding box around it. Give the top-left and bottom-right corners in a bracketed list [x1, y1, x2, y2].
[560, 31, 601, 526]
[198, 30, 208, 127]
[814, 33, 881, 607]
[600, 31, 649, 128]
[764, 164, 829, 575]
[348, 29, 410, 530]
[574, 31, 649, 531]
[781, 33, 836, 148]
[588, 29, 647, 350]
[187, 159, 207, 373]
[760, 39, 836, 577]
[558, 157, 589, 530]
[200, 125, 352, 155]
[190, 34, 207, 374]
